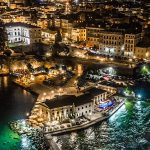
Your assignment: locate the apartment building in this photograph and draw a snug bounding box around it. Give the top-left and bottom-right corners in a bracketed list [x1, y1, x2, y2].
[71, 28, 86, 42]
[5, 22, 41, 45]
[124, 33, 143, 57]
[86, 26, 143, 57]
[134, 43, 150, 59]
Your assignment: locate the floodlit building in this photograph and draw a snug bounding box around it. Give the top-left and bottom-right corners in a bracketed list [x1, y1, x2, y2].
[39, 94, 93, 122]
[38, 88, 108, 122]
[71, 28, 86, 42]
[5, 22, 41, 45]
[86, 27, 104, 48]
[99, 31, 124, 55]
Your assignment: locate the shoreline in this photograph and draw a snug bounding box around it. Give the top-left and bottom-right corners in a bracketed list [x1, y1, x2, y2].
[12, 78, 125, 136]
[9, 76, 126, 150]
[12, 80, 39, 96]
[44, 101, 125, 136]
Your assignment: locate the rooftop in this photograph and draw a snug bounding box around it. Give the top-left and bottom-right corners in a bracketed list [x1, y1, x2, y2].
[42, 87, 105, 109]
[5, 22, 40, 28]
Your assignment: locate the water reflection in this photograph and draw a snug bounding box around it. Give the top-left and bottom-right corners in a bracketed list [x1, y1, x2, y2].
[0, 76, 8, 89]
[56, 100, 150, 150]
[3, 76, 8, 88]
[0, 76, 36, 150]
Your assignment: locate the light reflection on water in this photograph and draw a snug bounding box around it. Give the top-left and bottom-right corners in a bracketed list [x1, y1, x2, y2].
[56, 100, 150, 150]
[3, 76, 8, 88]
[0, 76, 36, 150]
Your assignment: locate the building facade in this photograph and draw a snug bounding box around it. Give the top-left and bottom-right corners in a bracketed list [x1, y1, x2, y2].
[134, 45, 150, 59]
[36, 88, 108, 123]
[71, 28, 86, 42]
[124, 33, 143, 57]
[86, 26, 143, 57]
[5, 22, 41, 45]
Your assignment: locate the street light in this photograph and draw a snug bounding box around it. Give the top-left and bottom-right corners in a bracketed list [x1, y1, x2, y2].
[26, 112, 29, 117]
[51, 90, 54, 94]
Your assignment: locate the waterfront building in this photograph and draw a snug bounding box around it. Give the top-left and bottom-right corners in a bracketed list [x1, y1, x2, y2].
[37, 88, 108, 123]
[99, 31, 124, 55]
[134, 42, 150, 59]
[39, 94, 93, 122]
[124, 32, 143, 57]
[86, 25, 143, 57]
[5, 22, 41, 45]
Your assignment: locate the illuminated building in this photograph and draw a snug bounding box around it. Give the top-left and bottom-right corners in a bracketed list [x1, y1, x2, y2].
[99, 31, 124, 55]
[71, 28, 86, 42]
[86, 25, 144, 57]
[41, 29, 57, 44]
[5, 22, 41, 45]
[124, 33, 143, 57]
[65, 0, 71, 14]
[134, 43, 150, 59]
[35, 88, 108, 123]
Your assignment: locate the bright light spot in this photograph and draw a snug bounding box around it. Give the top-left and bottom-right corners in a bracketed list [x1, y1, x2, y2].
[31, 75, 35, 81]
[21, 136, 30, 148]
[110, 58, 114, 61]
[129, 58, 132, 62]
[109, 104, 125, 123]
[109, 67, 113, 71]
[46, 52, 51, 57]
[143, 66, 146, 70]
[137, 94, 141, 98]
[74, 80, 77, 84]
[22, 120, 26, 127]
[26, 113, 29, 116]
[51, 91, 54, 94]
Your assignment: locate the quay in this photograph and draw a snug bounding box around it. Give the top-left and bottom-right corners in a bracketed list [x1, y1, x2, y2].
[43, 101, 125, 150]
[12, 74, 126, 150]
[44, 100, 125, 136]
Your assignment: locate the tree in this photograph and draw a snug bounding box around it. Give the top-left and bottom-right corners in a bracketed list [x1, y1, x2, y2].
[3, 50, 12, 57]
[55, 30, 62, 43]
[0, 20, 7, 51]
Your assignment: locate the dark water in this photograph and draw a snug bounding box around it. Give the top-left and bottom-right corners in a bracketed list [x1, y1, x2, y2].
[0, 76, 36, 150]
[0, 76, 150, 150]
[55, 84, 150, 150]
[56, 100, 150, 150]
